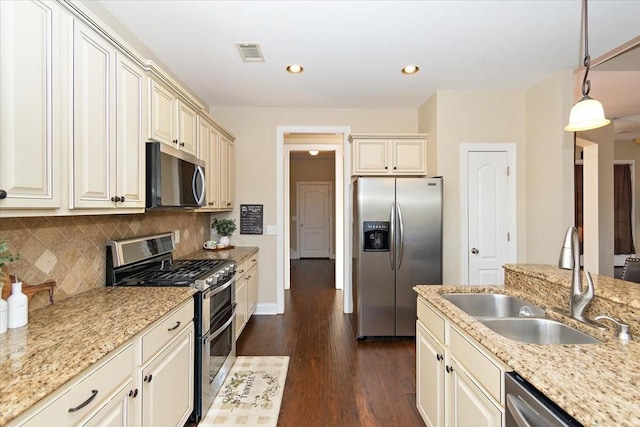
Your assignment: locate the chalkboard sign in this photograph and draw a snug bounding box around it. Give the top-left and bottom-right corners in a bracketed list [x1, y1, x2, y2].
[240, 204, 263, 234]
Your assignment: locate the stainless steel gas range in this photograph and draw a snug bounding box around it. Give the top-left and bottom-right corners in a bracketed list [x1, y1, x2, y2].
[106, 232, 236, 422]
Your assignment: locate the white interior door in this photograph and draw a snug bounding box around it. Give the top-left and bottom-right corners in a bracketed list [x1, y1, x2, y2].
[298, 182, 331, 258]
[466, 149, 512, 284]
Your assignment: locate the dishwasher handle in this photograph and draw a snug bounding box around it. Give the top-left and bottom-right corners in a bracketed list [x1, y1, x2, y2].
[506, 394, 534, 427]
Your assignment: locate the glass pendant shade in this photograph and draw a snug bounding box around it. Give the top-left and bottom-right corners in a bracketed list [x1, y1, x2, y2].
[308, 150, 319, 156]
[564, 95, 611, 132]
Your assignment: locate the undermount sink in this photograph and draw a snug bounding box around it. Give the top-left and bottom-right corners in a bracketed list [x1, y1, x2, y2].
[479, 318, 602, 345]
[442, 293, 546, 318]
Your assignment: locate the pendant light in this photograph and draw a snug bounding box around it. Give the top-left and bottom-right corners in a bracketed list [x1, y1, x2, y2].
[565, 0, 610, 132]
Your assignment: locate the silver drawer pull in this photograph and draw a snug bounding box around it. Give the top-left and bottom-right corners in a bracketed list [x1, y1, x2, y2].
[68, 390, 98, 413]
[167, 321, 181, 331]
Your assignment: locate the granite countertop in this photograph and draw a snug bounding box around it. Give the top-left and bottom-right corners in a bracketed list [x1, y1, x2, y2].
[183, 246, 259, 263]
[0, 286, 196, 426]
[414, 284, 640, 426]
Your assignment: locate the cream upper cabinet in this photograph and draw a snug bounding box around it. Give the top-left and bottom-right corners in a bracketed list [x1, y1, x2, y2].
[0, 0, 65, 210]
[148, 78, 198, 157]
[350, 134, 427, 176]
[72, 19, 145, 210]
[177, 100, 197, 156]
[416, 297, 507, 427]
[219, 133, 235, 210]
[148, 79, 176, 146]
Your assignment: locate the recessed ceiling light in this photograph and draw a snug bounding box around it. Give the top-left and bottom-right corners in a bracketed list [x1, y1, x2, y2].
[286, 64, 304, 74]
[401, 65, 419, 75]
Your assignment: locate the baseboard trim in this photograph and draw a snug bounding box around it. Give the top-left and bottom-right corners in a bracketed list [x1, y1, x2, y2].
[254, 303, 279, 315]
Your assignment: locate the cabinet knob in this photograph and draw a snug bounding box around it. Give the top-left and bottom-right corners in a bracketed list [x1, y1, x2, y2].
[144, 374, 153, 383]
[180, 142, 185, 147]
[384, 166, 388, 170]
[446, 365, 454, 373]
[111, 196, 122, 202]
[0, 189, 6, 199]
[173, 139, 178, 144]
[436, 354, 443, 361]
[393, 166, 397, 170]
[129, 388, 138, 398]
[120, 196, 125, 202]
[471, 248, 479, 254]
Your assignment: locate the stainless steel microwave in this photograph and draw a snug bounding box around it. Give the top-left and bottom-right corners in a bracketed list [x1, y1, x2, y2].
[146, 142, 205, 209]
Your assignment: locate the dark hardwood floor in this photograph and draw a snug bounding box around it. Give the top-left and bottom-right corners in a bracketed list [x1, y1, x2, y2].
[236, 258, 425, 427]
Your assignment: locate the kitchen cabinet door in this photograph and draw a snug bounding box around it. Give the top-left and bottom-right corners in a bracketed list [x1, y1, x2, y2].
[82, 378, 136, 427]
[177, 100, 197, 156]
[0, 0, 64, 210]
[71, 18, 117, 208]
[247, 260, 258, 317]
[448, 359, 502, 427]
[141, 324, 194, 427]
[235, 272, 248, 338]
[352, 139, 388, 174]
[148, 79, 176, 146]
[417, 320, 445, 427]
[392, 139, 426, 174]
[115, 53, 146, 208]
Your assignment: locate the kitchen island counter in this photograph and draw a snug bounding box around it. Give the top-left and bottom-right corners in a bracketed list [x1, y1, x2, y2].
[415, 279, 640, 427]
[0, 286, 196, 426]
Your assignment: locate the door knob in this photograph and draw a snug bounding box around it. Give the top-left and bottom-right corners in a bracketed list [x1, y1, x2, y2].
[471, 248, 479, 254]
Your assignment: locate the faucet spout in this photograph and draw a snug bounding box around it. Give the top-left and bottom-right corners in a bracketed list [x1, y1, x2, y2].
[558, 226, 594, 319]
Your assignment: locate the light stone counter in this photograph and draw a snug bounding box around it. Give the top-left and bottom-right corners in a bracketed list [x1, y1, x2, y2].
[183, 246, 259, 263]
[0, 286, 196, 426]
[415, 265, 640, 426]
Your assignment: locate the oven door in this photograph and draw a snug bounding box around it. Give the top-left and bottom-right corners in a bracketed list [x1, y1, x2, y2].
[200, 275, 234, 335]
[201, 303, 236, 415]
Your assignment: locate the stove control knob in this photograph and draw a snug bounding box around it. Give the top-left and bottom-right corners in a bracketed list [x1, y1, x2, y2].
[206, 277, 213, 285]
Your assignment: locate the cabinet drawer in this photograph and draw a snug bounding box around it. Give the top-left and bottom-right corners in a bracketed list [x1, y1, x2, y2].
[417, 297, 446, 345]
[21, 344, 134, 427]
[235, 259, 248, 279]
[450, 326, 503, 404]
[141, 299, 193, 364]
[246, 254, 258, 270]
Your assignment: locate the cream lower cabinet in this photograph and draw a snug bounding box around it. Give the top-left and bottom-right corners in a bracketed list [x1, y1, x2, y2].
[235, 254, 259, 339]
[10, 299, 194, 427]
[16, 344, 136, 427]
[0, 0, 66, 210]
[350, 134, 427, 176]
[140, 325, 194, 427]
[416, 297, 506, 427]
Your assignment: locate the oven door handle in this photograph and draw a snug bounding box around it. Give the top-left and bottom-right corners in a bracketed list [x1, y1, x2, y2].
[202, 276, 235, 299]
[206, 304, 237, 344]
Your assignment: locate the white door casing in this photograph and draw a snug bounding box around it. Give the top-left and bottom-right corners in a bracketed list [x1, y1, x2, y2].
[461, 144, 517, 285]
[298, 182, 332, 258]
[278, 126, 350, 314]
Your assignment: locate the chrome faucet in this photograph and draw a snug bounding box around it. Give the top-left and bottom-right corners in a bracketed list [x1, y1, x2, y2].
[558, 226, 594, 320]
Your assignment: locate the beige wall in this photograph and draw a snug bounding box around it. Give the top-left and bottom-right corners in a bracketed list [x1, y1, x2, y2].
[289, 154, 336, 255]
[419, 90, 527, 283]
[209, 107, 418, 307]
[524, 70, 575, 265]
[0, 212, 210, 310]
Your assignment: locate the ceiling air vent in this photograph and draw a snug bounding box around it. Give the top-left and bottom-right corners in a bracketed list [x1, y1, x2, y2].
[236, 43, 265, 62]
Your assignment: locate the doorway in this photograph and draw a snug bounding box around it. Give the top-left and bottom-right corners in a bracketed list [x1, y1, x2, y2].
[276, 126, 351, 315]
[460, 143, 517, 285]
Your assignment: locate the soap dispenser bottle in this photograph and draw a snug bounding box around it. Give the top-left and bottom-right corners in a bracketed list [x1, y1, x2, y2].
[8, 277, 28, 328]
[0, 283, 7, 334]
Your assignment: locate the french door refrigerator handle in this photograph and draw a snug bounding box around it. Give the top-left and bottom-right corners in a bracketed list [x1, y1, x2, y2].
[397, 202, 404, 270]
[390, 203, 395, 271]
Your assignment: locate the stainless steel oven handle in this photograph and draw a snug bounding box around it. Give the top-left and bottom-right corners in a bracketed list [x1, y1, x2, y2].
[205, 304, 237, 344]
[202, 275, 235, 299]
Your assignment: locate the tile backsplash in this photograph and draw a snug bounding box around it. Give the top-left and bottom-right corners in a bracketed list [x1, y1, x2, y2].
[0, 211, 210, 310]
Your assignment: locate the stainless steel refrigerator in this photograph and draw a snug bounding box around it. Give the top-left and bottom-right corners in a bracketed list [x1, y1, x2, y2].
[353, 177, 443, 338]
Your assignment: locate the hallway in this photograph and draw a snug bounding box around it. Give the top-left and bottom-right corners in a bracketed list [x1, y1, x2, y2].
[237, 259, 424, 427]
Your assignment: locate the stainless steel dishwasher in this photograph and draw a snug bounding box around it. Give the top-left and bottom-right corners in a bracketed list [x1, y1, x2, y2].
[505, 372, 583, 427]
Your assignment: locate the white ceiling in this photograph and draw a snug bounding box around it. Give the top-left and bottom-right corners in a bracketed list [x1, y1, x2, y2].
[95, 0, 639, 130]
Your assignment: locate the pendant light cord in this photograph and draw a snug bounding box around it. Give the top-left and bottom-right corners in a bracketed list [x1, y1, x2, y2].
[581, 0, 591, 98]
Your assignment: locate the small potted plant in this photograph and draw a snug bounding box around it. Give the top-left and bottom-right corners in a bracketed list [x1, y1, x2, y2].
[212, 218, 237, 247]
[0, 240, 19, 282]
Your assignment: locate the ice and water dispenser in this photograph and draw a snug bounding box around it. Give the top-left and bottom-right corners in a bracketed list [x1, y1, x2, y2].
[363, 221, 390, 252]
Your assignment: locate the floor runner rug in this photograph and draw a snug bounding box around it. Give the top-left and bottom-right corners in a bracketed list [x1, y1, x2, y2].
[199, 356, 289, 427]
